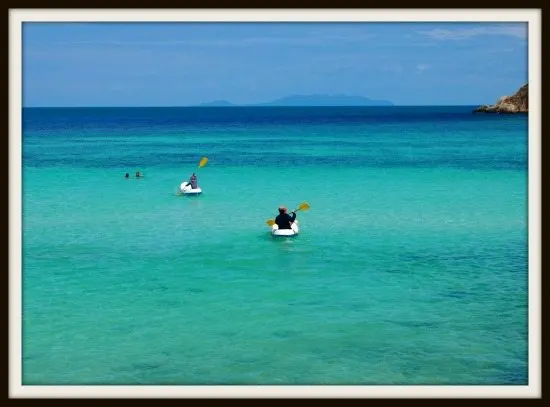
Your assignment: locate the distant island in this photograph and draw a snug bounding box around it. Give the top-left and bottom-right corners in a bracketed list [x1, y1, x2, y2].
[473, 84, 528, 114]
[196, 100, 237, 107]
[196, 94, 394, 107]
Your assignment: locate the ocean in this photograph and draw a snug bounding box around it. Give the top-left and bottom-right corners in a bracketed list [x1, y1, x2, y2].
[20, 106, 528, 386]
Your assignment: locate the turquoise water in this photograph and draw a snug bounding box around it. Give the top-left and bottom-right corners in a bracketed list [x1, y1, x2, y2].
[21, 107, 528, 385]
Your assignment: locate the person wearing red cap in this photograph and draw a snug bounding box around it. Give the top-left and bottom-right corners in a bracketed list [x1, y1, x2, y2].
[275, 206, 296, 230]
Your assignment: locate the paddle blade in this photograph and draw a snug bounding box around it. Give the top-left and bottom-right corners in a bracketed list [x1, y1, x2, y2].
[266, 219, 276, 226]
[297, 202, 310, 212]
[198, 157, 208, 168]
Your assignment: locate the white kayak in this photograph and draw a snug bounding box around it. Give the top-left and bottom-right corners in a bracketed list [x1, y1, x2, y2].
[179, 181, 202, 195]
[271, 220, 299, 237]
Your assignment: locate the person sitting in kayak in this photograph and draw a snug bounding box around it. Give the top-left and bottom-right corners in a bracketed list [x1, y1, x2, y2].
[275, 206, 296, 229]
[188, 173, 198, 189]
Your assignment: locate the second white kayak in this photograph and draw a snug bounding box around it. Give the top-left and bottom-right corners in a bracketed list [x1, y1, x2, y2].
[271, 220, 299, 237]
[180, 181, 202, 195]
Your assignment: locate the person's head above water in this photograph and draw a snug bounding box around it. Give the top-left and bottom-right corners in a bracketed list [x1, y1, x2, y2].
[278, 206, 287, 214]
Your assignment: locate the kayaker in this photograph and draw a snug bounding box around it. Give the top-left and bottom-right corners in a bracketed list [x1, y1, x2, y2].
[275, 206, 296, 229]
[189, 173, 198, 189]
[135, 171, 142, 178]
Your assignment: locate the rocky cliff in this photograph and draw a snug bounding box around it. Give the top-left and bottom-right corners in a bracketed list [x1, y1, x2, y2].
[474, 84, 528, 114]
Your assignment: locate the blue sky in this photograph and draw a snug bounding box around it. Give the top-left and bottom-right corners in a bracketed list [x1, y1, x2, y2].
[22, 22, 528, 107]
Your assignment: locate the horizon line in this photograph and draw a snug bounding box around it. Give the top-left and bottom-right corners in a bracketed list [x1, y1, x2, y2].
[22, 104, 483, 108]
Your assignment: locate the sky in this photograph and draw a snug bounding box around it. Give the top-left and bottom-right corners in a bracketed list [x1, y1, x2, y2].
[21, 21, 528, 107]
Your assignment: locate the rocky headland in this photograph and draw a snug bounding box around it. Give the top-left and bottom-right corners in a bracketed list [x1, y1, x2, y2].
[473, 84, 528, 114]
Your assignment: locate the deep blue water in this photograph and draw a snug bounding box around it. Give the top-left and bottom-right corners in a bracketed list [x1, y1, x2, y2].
[23, 106, 527, 170]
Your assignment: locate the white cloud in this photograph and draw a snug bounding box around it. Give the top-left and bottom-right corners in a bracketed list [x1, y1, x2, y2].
[55, 33, 377, 48]
[415, 64, 431, 74]
[486, 47, 516, 54]
[416, 25, 527, 41]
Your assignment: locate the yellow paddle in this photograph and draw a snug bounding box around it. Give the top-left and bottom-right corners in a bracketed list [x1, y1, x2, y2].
[198, 156, 208, 169]
[266, 202, 310, 226]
